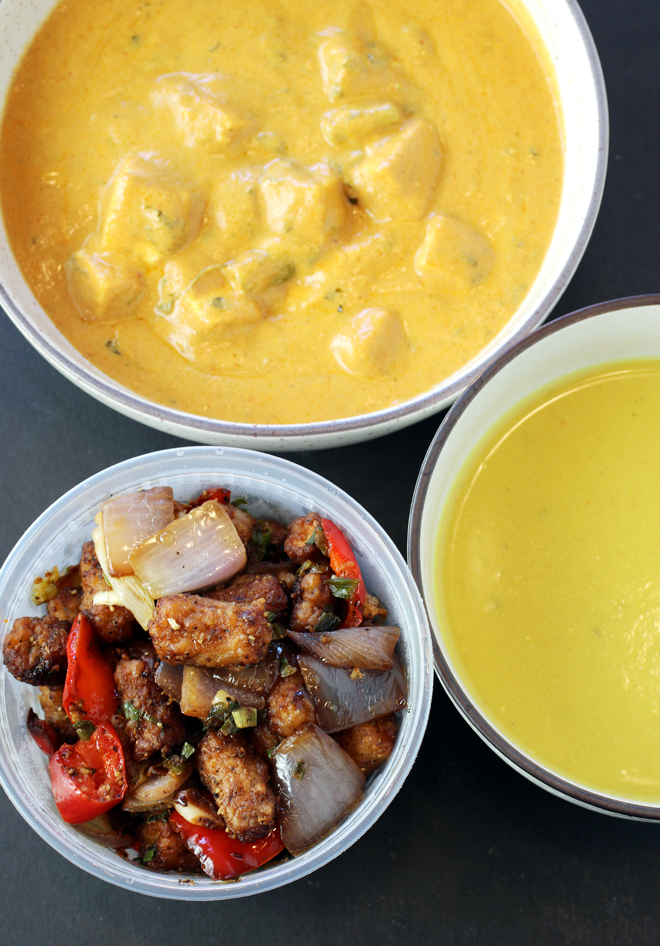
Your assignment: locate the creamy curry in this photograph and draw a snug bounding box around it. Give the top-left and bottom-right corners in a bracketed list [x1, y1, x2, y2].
[1, 0, 563, 424]
[439, 362, 660, 802]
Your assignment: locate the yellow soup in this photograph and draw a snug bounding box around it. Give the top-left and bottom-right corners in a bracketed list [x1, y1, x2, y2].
[1, 0, 562, 425]
[439, 361, 660, 802]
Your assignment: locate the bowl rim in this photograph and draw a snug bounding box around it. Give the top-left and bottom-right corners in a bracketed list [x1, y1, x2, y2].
[0, 0, 609, 443]
[408, 292, 660, 820]
[0, 445, 434, 898]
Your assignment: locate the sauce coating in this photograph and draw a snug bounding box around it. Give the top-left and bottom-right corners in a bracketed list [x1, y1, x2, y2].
[1, 0, 562, 424]
[439, 363, 660, 802]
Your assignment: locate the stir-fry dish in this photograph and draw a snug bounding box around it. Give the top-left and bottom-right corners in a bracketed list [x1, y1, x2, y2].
[2, 486, 406, 879]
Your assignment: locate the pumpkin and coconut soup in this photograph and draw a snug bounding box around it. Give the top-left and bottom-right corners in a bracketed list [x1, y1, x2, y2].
[439, 362, 660, 803]
[0, 0, 562, 425]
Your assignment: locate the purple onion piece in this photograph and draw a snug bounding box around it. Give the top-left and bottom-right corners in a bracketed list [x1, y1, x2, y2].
[288, 626, 400, 670]
[298, 654, 407, 733]
[271, 725, 365, 855]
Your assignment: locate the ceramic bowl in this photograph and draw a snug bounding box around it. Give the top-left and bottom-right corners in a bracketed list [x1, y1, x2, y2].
[408, 295, 660, 819]
[0, 446, 433, 898]
[0, 0, 607, 450]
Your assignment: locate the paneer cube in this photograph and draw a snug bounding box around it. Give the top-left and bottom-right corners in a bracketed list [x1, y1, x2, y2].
[222, 248, 296, 295]
[211, 169, 261, 251]
[153, 73, 255, 153]
[318, 32, 404, 103]
[346, 117, 442, 222]
[171, 265, 263, 342]
[99, 155, 205, 265]
[414, 213, 495, 288]
[65, 250, 144, 323]
[331, 307, 407, 377]
[259, 158, 350, 251]
[321, 101, 403, 147]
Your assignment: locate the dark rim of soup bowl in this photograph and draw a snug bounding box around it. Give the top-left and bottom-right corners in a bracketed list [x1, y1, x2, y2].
[408, 293, 660, 820]
[0, 0, 608, 444]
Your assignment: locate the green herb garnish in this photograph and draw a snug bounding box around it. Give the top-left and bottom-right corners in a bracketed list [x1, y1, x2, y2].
[141, 844, 156, 864]
[232, 707, 258, 729]
[181, 741, 195, 761]
[122, 701, 141, 722]
[249, 523, 273, 562]
[271, 622, 288, 640]
[30, 567, 60, 606]
[74, 720, 95, 742]
[231, 497, 249, 509]
[292, 760, 306, 781]
[279, 655, 297, 678]
[315, 611, 341, 633]
[326, 577, 359, 600]
[264, 611, 277, 624]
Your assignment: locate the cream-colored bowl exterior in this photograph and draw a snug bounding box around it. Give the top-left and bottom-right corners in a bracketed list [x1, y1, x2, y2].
[409, 297, 660, 820]
[0, 0, 607, 450]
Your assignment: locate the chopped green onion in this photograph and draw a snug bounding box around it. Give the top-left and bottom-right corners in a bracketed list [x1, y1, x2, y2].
[220, 716, 238, 736]
[74, 720, 95, 742]
[272, 622, 288, 640]
[315, 611, 341, 633]
[292, 760, 306, 781]
[304, 527, 328, 555]
[141, 844, 157, 864]
[279, 655, 297, 677]
[122, 700, 141, 722]
[146, 810, 170, 823]
[264, 611, 277, 624]
[181, 741, 195, 760]
[30, 567, 60, 607]
[249, 523, 272, 562]
[327, 577, 359, 600]
[232, 707, 258, 729]
[231, 497, 249, 509]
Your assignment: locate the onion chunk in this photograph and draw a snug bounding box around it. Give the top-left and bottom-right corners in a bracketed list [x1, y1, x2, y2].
[129, 500, 246, 598]
[288, 626, 400, 670]
[102, 487, 175, 577]
[298, 654, 407, 733]
[272, 725, 365, 856]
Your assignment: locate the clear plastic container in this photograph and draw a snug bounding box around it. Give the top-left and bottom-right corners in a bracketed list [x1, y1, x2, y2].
[0, 446, 433, 899]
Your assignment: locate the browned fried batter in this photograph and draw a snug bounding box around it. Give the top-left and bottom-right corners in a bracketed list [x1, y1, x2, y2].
[38, 685, 77, 742]
[224, 504, 256, 545]
[250, 722, 280, 761]
[334, 714, 399, 774]
[290, 569, 335, 633]
[148, 594, 273, 667]
[47, 587, 81, 623]
[261, 518, 288, 550]
[243, 560, 297, 591]
[283, 513, 328, 565]
[363, 592, 388, 624]
[206, 573, 288, 620]
[267, 675, 317, 739]
[2, 615, 70, 685]
[196, 728, 277, 842]
[134, 817, 201, 873]
[80, 541, 135, 643]
[113, 642, 186, 761]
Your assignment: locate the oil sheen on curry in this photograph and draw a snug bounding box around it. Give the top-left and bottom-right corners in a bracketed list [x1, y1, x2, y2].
[0, 0, 562, 425]
[439, 362, 660, 803]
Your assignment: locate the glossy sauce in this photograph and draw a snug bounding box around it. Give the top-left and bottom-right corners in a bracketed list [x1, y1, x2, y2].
[439, 362, 660, 801]
[1, 0, 562, 424]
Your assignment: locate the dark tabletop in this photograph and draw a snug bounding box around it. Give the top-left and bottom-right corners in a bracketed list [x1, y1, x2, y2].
[1, 1, 660, 943]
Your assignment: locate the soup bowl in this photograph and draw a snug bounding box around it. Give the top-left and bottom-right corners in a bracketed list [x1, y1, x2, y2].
[0, 0, 607, 450]
[409, 295, 660, 820]
[0, 446, 433, 898]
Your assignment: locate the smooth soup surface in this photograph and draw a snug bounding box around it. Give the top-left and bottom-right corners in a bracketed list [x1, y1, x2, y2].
[439, 362, 660, 802]
[1, 0, 562, 424]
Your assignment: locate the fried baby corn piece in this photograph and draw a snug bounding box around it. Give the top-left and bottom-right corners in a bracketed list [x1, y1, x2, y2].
[196, 728, 277, 842]
[148, 594, 273, 667]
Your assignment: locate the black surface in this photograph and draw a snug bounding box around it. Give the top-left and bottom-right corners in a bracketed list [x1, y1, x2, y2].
[1, 1, 660, 943]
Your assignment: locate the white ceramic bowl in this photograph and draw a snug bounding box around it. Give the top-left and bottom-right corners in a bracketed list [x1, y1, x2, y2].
[0, 446, 433, 898]
[408, 295, 660, 820]
[0, 0, 607, 450]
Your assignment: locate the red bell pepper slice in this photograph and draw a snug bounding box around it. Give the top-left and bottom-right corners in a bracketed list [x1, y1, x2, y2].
[321, 517, 367, 628]
[62, 613, 118, 725]
[49, 723, 127, 824]
[27, 708, 63, 758]
[190, 487, 231, 507]
[170, 812, 285, 880]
